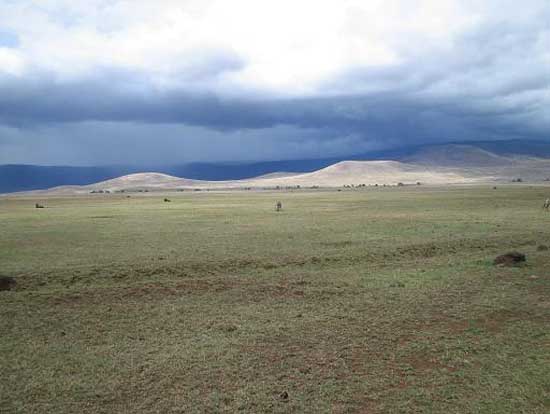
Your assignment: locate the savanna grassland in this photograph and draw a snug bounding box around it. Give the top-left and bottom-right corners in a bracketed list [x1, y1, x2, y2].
[1, 186, 549, 413]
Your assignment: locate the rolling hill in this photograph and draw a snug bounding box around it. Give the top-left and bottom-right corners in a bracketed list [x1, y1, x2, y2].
[402, 144, 516, 167]
[4, 141, 550, 194]
[6, 160, 488, 194]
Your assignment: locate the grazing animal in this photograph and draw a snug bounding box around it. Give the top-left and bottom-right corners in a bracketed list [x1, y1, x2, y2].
[275, 201, 282, 211]
[164, 198, 171, 202]
[544, 199, 550, 210]
[35, 203, 44, 209]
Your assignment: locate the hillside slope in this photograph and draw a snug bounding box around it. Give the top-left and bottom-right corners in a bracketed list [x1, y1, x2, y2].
[17, 160, 476, 194]
[6, 143, 550, 194]
[4, 140, 550, 193]
[403, 144, 515, 167]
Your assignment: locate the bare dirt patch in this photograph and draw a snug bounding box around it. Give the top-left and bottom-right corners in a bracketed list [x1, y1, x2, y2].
[49, 277, 313, 308]
[474, 309, 540, 334]
[320, 241, 354, 248]
[406, 353, 458, 373]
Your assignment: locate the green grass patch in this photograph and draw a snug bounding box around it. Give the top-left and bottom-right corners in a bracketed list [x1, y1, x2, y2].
[1, 186, 549, 413]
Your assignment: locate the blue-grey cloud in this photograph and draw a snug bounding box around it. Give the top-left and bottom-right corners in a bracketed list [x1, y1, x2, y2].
[0, 30, 19, 47]
[0, 1, 549, 165]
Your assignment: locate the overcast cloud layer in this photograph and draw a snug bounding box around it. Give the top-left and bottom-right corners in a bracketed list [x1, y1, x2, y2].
[1, 0, 549, 165]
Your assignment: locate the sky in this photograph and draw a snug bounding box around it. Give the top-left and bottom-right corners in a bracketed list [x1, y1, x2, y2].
[0, 0, 549, 165]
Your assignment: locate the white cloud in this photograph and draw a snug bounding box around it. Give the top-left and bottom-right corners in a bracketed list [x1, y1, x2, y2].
[0, 0, 523, 94]
[0, 47, 25, 75]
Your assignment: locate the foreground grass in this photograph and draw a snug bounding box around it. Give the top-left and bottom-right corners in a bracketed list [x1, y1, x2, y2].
[1, 186, 549, 413]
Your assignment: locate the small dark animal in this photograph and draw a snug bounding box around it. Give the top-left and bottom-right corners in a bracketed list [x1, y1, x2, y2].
[275, 201, 282, 211]
[494, 252, 526, 266]
[35, 203, 44, 209]
[164, 198, 171, 202]
[0, 276, 16, 291]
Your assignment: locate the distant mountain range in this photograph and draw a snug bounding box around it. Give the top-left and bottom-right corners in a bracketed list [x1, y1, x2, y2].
[2, 139, 550, 193]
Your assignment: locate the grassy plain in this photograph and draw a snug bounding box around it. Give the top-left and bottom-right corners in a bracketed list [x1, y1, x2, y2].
[0, 186, 549, 413]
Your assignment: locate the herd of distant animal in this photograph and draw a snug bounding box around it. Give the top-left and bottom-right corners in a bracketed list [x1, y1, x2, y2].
[33, 200, 285, 210]
[29, 198, 550, 211]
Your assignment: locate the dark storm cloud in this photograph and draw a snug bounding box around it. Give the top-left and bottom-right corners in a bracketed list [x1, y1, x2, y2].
[0, 5, 549, 165]
[0, 69, 545, 145]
